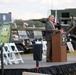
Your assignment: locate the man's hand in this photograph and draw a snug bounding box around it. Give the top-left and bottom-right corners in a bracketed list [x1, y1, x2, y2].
[55, 30, 60, 33]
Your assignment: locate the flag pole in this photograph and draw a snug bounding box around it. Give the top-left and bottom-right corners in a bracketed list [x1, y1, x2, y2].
[51, 0, 53, 10]
[50, 0, 53, 15]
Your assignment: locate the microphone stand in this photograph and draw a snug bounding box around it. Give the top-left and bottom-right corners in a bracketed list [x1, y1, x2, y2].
[0, 43, 4, 75]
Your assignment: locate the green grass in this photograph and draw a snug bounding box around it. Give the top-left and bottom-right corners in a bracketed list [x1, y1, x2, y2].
[67, 50, 76, 56]
[21, 53, 33, 56]
[21, 50, 76, 57]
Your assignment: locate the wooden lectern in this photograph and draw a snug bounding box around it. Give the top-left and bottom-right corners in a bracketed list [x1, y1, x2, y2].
[52, 32, 67, 62]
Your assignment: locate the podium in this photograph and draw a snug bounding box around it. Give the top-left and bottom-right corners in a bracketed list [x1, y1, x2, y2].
[52, 32, 67, 62]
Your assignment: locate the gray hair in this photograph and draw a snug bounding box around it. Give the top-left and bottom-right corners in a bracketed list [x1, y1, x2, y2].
[48, 15, 54, 19]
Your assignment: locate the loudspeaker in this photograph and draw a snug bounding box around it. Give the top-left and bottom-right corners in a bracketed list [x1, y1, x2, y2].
[33, 44, 42, 61]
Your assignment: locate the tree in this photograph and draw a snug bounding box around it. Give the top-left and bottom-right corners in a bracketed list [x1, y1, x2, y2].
[14, 19, 23, 26]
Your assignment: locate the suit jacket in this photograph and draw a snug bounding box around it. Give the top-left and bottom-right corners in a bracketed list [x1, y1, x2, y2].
[45, 21, 55, 41]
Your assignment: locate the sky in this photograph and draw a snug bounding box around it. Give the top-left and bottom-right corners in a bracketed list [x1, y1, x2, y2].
[0, 0, 76, 20]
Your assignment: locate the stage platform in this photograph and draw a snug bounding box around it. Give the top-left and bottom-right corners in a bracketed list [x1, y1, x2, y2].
[0, 55, 76, 75]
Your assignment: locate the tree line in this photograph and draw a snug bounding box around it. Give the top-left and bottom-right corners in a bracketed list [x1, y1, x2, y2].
[14, 18, 47, 27]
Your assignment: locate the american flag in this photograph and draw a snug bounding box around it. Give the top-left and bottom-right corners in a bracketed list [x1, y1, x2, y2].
[14, 23, 17, 28]
[24, 22, 28, 26]
[55, 10, 59, 24]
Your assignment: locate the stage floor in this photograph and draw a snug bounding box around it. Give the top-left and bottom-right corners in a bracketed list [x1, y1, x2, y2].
[1, 55, 76, 69]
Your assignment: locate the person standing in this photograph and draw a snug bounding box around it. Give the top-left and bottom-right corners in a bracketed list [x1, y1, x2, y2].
[45, 15, 57, 62]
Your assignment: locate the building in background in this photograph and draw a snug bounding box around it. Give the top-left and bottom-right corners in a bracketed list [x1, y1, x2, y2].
[51, 8, 76, 50]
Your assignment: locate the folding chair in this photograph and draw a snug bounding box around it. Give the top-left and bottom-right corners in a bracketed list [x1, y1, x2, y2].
[0, 46, 8, 65]
[4, 43, 19, 65]
[8, 43, 24, 63]
[3, 47, 11, 65]
[0, 56, 6, 66]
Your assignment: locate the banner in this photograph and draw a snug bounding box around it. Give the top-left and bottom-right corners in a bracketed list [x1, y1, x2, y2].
[0, 12, 12, 43]
[67, 42, 74, 52]
[0, 22, 11, 43]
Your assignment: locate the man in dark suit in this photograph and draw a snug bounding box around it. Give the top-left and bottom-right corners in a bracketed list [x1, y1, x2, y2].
[45, 15, 58, 62]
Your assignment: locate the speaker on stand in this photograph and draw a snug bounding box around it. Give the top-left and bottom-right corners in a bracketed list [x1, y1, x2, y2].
[33, 44, 42, 73]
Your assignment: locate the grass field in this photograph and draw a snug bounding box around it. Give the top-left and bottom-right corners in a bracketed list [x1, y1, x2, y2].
[67, 50, 76, 56]
[22, 50, 76, 57]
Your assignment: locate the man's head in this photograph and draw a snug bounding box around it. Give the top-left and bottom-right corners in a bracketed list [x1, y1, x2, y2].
[49, 15, 55, 22]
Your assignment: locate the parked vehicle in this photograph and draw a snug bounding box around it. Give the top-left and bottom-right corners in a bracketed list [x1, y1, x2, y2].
[12, 28, 32, 53]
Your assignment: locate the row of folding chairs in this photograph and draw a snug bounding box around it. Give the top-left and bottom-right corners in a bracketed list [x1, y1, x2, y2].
[0, 43, 24, 65]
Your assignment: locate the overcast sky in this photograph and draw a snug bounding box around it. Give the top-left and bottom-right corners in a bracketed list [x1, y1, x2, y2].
[0, 0, 76, 20]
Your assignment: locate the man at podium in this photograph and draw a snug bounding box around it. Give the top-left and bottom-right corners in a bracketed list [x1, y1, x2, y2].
[45, 15, 60, 62]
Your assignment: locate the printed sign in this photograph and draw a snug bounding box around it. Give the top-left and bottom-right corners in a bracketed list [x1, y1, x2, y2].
[0, 12, 12, 43]
[0, 22, 11, 43]
[67, 42, 74, 52]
